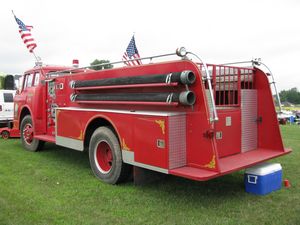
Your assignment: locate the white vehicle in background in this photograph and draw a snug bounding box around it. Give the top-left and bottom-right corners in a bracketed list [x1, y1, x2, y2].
[0, 90, 16, 127]
[277, 110, 293, 119]
[277, 110, 294, 120]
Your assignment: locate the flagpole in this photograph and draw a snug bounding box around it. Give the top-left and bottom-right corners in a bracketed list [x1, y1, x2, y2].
[32, 51, 40, 63]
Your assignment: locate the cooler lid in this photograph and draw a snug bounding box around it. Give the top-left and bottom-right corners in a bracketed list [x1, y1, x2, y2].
[245, 162, 282, 176]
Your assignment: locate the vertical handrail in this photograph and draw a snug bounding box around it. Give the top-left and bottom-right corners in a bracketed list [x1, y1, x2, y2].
[187, 52, 218, 122]
[212, 65, 217, 106]
[252, 60, 282, 112]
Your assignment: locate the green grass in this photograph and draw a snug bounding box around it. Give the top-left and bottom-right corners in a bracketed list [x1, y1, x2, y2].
[1, 125, 300, 225]
[276, 106, 300, 111]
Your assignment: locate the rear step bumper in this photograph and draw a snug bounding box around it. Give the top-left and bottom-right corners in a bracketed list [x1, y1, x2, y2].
[169, 148, 291, 181]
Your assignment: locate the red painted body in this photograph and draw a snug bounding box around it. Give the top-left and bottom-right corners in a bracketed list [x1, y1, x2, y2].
[0, 127, 20, 139]
[13, 60, 291, 181]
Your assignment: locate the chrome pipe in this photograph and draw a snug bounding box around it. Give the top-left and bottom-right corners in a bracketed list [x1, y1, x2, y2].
[187, 52, 219, 123]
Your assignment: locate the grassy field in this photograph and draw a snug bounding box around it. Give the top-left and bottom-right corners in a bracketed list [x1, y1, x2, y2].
[276, 106, 300, 112]
[0, 125, 299, 225]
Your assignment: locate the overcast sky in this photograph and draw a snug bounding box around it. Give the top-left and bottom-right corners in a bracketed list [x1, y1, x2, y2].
[1, 0, 299, 91]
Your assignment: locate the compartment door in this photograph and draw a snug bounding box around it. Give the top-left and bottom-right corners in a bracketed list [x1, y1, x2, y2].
[215, 110, 241, 158]
[134, 116, 168, 169]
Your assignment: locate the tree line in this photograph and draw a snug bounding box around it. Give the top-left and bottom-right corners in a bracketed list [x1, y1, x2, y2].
[279, 87, 300, 104]
[90, 59, 113, 70]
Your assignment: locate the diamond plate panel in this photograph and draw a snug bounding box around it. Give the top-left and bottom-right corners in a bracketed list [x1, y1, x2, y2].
[168, 114, 186, 169]
[241, 90, 257, 152]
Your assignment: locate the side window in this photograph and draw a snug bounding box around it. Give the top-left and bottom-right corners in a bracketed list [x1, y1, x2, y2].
[3, 93, 14, 102]
[34, 72, 40, 86]
[23, 75, 29, 89]
[18, 76, 24, 93]
[27, 74, 33, 88]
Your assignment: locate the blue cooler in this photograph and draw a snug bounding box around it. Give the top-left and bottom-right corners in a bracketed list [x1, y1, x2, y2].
[244, 162, 282, 195]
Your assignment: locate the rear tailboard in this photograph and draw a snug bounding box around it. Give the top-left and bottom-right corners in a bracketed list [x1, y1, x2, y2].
[170, 64, 291, 181]
[170, 148, 291, 181]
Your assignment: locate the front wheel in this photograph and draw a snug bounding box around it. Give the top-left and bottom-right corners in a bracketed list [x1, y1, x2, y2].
[20, 115, 44, 152]
[1, 130, 10, 139]
[89, 127, 131, 184]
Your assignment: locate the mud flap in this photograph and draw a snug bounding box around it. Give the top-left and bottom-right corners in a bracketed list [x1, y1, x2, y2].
[133, 166, 167, 185]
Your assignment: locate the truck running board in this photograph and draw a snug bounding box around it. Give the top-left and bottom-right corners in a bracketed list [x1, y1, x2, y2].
[34, 135, 55, 143]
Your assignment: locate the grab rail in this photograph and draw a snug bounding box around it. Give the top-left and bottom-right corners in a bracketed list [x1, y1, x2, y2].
[186, 52, 219, 123]
[252, 59, 282, 112]
[221, 59, 282, 112]
[46, 47, 220, 123]
[46, 52, 178, 77]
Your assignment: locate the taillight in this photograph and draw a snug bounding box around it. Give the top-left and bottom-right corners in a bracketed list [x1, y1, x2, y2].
[0, 105, 2, 111]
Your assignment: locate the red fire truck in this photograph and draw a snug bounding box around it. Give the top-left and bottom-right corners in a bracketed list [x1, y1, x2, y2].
[14, 48, 291, 184]
[0, 126, 20, 139]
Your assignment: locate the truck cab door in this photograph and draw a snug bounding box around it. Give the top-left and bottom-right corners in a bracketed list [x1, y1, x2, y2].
[32, 72, 46, 134]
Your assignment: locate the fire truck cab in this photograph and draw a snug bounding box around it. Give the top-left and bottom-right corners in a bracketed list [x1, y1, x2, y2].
[14, 48, 291, 184]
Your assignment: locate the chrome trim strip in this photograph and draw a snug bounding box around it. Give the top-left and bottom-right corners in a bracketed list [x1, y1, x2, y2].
[47, 52, 178, 77]
[56, 136, 84, 151]
[122, 150, 135, 162]
[56, 107, 185, 117]
[122, 150, 168, 174]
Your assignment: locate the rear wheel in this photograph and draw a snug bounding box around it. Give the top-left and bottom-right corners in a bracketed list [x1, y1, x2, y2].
[20, 115, 44, 152]
[1, 130, 9, 139]
[89, 127, 130, 184]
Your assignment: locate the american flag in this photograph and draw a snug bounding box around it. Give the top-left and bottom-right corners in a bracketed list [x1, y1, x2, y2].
[14, 15, 37, 53]
[122, 35, 142, 66]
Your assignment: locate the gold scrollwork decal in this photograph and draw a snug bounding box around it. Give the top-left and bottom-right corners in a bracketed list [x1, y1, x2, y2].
[204, 155, 216, 169]
[122, 138, 131, 151]
[78, 130, 83, 140]
[155, 120, 165, 135]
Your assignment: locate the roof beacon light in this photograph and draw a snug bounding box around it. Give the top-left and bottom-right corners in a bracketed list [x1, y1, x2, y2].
[176, 47, 187, 57]
[73, 59, 79, 68]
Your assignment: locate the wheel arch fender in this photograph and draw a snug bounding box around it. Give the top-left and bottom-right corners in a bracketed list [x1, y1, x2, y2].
[83, 115, 121, 151]
[19, 106, 33, 129]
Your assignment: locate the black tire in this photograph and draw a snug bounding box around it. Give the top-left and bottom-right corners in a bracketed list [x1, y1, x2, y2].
[89, 127, 131, 184]
[1, 130, 10, 139]
[20, 115, 45, 152]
